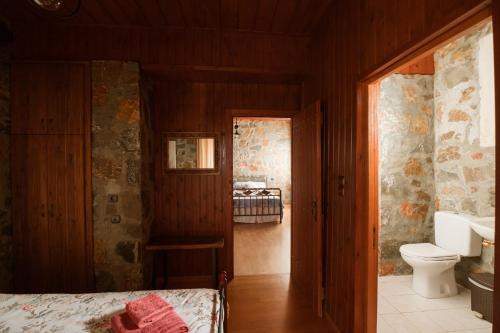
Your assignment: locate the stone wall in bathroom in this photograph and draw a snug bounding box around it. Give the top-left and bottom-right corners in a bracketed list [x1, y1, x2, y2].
[0, 48, 12, 292]
[434, 22, 495, 283]
[92, 61, 144, 291]
[233, 118, 292, 204]
[378, 74, 435, 276]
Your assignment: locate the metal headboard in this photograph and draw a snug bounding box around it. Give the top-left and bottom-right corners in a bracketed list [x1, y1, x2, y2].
[233, 175, 267, 185]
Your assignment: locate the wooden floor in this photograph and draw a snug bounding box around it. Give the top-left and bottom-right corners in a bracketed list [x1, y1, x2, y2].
[234, 205, 291, 276]
[228, 274, 334, 333]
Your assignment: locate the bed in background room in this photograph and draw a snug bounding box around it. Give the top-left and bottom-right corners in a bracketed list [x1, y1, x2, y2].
[233, 176, 284, 224]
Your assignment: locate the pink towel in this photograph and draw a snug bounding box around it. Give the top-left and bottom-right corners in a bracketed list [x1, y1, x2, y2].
[111, 313, 141, 333]
[141, 310, 189, 333]
[125, 294, 172, 328]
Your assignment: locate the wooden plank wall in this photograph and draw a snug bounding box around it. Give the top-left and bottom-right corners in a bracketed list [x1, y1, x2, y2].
[152, 81, 300, 282]
[304, 0, 489, 331]
[9, 24, 308, 74]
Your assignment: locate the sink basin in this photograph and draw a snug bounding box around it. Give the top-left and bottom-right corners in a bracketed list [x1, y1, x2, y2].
[469, 216, 495, 242]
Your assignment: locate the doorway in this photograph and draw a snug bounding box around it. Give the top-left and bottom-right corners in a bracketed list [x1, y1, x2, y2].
[227, 104, 324, 317]
[232, 116, 292, 276]
[355, 9, 498, 333]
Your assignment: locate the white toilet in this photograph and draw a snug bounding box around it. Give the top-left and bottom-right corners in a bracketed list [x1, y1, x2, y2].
[399, 211, 483, 299]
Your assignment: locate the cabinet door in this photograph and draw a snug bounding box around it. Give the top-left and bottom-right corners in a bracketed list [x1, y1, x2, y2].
[12, 135, 89, 293]
[11, 135, 49, 293]
[46, 63, 86, 135]
[11, 63, 87, 135]
[47, 135, 88, 292]
[11, 64, 48, 134]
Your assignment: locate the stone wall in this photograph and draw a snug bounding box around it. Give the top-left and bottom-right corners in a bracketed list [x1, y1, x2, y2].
[174, 139, 197, 168]
[0, 48, 12, 291]
[233, 118, 292, 204]
[434, 22, 495, 281]
[378, 75, 435, 276]
[92, 61, 144, 291]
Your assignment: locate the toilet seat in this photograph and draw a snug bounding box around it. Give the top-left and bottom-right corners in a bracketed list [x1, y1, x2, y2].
[400, 243, 459, 261]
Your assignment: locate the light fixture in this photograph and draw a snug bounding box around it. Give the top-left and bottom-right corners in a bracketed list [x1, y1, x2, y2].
[29, 0, 81, 17]
[31, 0, 64, 11]
[234, 118, 240, 137]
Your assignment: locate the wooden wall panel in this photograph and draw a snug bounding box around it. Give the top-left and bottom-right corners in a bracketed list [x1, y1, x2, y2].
[9, 24, 308, 75]
[152, 81, 300, 281]
[304, 0, 489, 331]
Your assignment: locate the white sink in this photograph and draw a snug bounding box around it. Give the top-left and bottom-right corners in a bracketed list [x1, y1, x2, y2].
[469, 216, 495, 242]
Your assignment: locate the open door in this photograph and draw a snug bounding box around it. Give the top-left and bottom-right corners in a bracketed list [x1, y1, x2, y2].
[291, 100, 323, 316]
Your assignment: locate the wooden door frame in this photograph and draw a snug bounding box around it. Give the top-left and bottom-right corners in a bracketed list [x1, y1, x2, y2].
[354, 3, 497, 333]
[225, 108, 298, 283]
[226, 107, 324, 316]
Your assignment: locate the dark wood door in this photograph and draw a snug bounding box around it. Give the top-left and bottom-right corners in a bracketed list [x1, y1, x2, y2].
[47, 135, 88, 292]
[11, 135, 49, 292]
[11, 62, 91, 293]
[11, 63, 86, 135]
[291, 100, 323, 315]
[11, 64, 48, 134]
[12, 135, 89, 293]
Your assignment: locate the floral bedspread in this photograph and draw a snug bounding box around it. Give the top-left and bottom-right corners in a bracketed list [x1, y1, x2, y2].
[0, 289, 220, 333]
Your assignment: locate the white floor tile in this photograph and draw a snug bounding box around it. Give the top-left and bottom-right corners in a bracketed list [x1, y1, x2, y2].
[379, 275, 413, 284]
[385, 294, 427, 312]
[378, 280, 415, 297]
[378, 295, 399, 314]
[377, 315, 397, 333]
[381, 313, 421, 333]
[415, 290, 471, 311]
[403, 312, 447, 333]
[424, 308, 492, 332]
[377, 276, 492, 333]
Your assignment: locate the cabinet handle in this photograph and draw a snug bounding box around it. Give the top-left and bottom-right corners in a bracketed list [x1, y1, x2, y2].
[48, 204, 55, 218]
[40, 204, 46, 218]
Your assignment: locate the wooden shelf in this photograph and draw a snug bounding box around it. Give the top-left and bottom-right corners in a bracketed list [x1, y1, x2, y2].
[145, 236, 224, 251]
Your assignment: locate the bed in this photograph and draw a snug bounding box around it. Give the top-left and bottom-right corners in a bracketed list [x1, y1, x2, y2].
[233, 177, 284, 224]
[0, 273, 227, 333]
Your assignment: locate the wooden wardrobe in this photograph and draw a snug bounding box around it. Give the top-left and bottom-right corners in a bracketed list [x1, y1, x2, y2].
[10, 62, 93, 293]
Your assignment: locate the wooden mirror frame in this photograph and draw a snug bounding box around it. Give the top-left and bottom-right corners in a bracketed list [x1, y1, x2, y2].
[162, 132, 220, 174]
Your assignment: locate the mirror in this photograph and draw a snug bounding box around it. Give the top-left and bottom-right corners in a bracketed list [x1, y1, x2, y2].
[163, 133, 219, 173]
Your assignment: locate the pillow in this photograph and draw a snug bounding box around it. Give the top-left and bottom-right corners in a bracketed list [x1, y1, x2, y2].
[234, 181, 251, 189]
[259, 189, 271, 195]
[243, 189, 254, 195]
[249, 181, 266, 188]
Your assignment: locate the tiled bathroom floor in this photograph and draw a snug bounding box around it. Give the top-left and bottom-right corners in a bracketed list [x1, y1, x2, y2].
[378, 275, 492, 333]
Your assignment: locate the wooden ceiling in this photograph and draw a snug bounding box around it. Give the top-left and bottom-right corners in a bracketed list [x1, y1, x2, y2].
[1, 0, 333, 35]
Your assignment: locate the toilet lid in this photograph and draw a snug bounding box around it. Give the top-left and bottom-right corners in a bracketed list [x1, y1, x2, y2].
[400, 243, 459, 261]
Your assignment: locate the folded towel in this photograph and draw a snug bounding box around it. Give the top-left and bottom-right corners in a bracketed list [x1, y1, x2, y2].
[111, 313, 141, 333]
[126, 293, 172, 328]
[141, 310, 189, 333]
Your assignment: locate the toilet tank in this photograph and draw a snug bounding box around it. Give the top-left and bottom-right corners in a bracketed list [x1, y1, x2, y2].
[435, 211, 482, 257]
